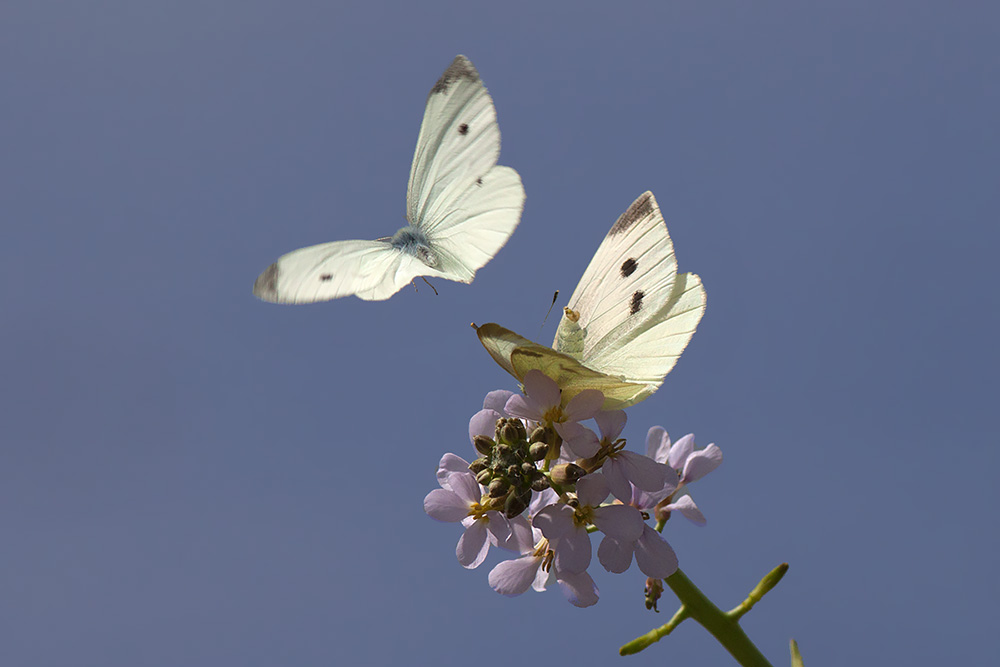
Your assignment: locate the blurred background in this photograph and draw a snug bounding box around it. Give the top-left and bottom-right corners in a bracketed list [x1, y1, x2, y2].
[2, 1, 997, 665]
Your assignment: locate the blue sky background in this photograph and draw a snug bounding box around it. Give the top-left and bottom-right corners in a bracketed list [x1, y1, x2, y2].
[2, 2, 998, 665]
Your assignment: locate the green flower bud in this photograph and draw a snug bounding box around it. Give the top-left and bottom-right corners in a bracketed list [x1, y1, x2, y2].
[473, 435, 495, 456]
[468, 458, 488, 474]
[488, 477, 510, 498]
[530, 472, 550, 492]
[475, 469, 493, 486]
[528, 441, 549, 461]
[550, 463, 585, 485]
[529, 426, 547, 443]
[503, 489, 531, 518]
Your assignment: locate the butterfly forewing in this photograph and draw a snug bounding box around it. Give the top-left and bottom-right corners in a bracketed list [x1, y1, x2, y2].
[407, 55, 501, 232]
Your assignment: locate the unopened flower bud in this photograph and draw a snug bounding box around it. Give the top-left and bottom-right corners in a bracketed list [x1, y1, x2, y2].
[520, 462, 536, 477]
[473, 435, 495, 456]
[528, 441, 549, 461]
[488, 478, 510, 498]
[475, 469, 493, 486]
[530, 472, 550, 492]
[529, 426, 547, 443]
[550, 463, 586, 485]
[503, 489, 531, 518]
[500, 422, 520, 444]
[468, 457, 488, 474]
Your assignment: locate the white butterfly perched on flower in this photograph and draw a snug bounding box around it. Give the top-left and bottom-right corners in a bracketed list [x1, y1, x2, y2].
[253, 55, 525, 303]
[477, 192, 706, 409]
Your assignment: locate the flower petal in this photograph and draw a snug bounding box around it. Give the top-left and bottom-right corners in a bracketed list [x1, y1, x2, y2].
[533, 504, 575, 540]
[593, 504, 644, 542]
[576, 473, 610, 507]
[555, 421, 600, 458]
[436, 453, 470, 490]
[602, 458, 634, 503]
[489, 555, 542, 596]
[564, 389, 604, 421]
[597, 535, 634, 573]
[457, 520, 490, 569]
[617, 451, 670, 492]
[522, 370, 562, 410]
[667, 433, 696, 470]
[681, 444, 723, 484]
[594, 410, 627, 441]
[504, 394, 542, 422]
[446, 470, 482, 505]
[483, 390, 515, 415]
[634, 525, 678, 578]
[554, 528, 592, 573]
[423, 488, 470, 523]
[663, 493, 707, 525]
[556, 570, 599, 607]
[646, 426, 670, 461]
[468, 409, 500, 444]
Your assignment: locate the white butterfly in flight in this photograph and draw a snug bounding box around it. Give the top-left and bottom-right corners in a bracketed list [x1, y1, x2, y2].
[477, 192, 706, 409]
[253, 55, 525, 303]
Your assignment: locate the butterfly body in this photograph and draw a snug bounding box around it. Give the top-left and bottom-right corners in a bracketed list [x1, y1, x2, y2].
[253, 56, 524, 304]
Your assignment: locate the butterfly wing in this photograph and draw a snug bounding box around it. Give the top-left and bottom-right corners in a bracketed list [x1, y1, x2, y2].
[476, 323, 652, 410]
[407, 55, 524, 282]
[556, 192, 706, 386]
[253, 240, 441, 303]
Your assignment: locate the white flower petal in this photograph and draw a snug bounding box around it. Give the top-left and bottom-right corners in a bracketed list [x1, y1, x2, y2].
[597, 535, 634, 573]
[468, 409, 500, 444]
[576, 474, 610, 507]
[528, 488, 557, 518]
[522, 370, 562, 411]
[554, 421, 601, 458]
[436, 453, 470, 490]
[681, 444, 723, 484]
[424, 488, 471, 523]
[533, 504, 575, 540]
[483, 390, 515, 415]
[595, 410, 627, 441]
[447, 470, 482, 505]
[501, 515, 534, 554]
[602, 458, 634, 503]
[485, 512, 512, 546]
[668, 434, 696, 470]
[634, 525, 678, 578]
[457, 520, 490, 569]
[618, 451, 670, 492]
[532, 563, 551, 592]
[504, 394, 542, 422]
[564, 389, 604, 421]
[646, 426, 670, 461]
[554, 528, 592, 573]
[593, 504, 644, 542]
[489, 555, 542, 596]
[663, 493, 707, 525]
[556, 570, 599, 607]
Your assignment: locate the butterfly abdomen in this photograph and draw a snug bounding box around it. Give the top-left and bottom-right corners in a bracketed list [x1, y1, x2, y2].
[390, 225, 440, 268]
[554, 307, 586, 358]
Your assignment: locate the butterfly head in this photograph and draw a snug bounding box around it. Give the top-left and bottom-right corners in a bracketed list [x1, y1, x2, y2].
[390, 225, 440, 268]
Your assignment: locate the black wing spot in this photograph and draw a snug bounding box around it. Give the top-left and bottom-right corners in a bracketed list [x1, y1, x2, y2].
[476, 177, 483, 186]
[458, 123, 469, 135]
[630, 290, 644, 315]
[620, 258, 638, 278]
[320, 274, 333, 282]
[610, 192, 655, 236]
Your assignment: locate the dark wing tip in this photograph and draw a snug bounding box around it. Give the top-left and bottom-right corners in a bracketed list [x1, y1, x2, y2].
[429, 55, 480, 96]
[253, 262, 281, 302]
[609, 191, 658, 237]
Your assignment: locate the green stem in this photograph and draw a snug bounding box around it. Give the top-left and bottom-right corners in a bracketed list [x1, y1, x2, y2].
[620, 565, 787, 666]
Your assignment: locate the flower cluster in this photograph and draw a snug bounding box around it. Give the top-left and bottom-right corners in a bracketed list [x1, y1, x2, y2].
[424, 370, 722, 607]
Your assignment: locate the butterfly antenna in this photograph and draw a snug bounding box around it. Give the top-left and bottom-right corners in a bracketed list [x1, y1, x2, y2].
[421, 277, 439, 296]
[541, 290, 560, 331]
